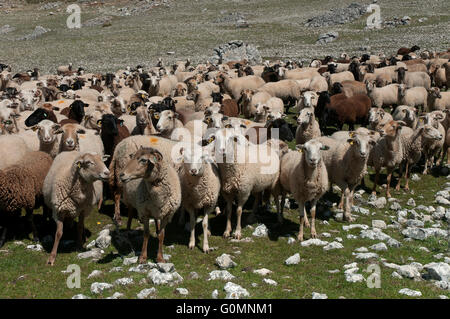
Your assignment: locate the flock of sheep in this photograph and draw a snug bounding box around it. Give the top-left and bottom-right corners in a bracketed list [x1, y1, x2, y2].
[0, 45, 449, 266]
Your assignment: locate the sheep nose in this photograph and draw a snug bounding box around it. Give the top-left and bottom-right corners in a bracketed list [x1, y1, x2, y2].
[190, 169, 197, 175]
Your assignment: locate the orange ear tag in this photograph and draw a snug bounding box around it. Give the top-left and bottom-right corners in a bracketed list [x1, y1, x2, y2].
[150, 137, 158, 145]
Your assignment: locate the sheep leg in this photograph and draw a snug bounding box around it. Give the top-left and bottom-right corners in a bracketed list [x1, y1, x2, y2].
[223, 200, 233, 238]
[386, 171, 393, 198]
[247, 193, 260, 224]
[139, 216, 150, 264]
[372, 169, 380, 195]
[0, 225, 7, 249]
[303, 209, 310, 228]
[47, 219, 63, 266]
[26, 209, 38, 243]
[126, 207, 134, 231]
[297, 202, 305, 242]
[395, 163, 404, 191]
[278, 193, 286, 225]
[188, 209, 196, 250]
[202, 213, 210, 253]
[405, 162, 411, 191]
[156, 220, 167, 263]
[233, 204, 243, 240]
[178, 207, 186, 227]
[343, 188, 354, 222]
[76, 213, 85, 251]
[113, 192, 122, 226]
[310, 200, 318, 238]
[338, 193, 345, 210]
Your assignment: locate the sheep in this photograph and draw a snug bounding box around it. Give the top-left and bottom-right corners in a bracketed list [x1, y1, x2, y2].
[331, 127, 381, 143]
[154, 110, 184, 138]
[427, 87, 450, 111]
[0, 151, 53, 247]
[395, 124, 442, 191]
[322, 93, 371, 131]
[418, 112, 446, 174]
[392, 105, 418, 128]
[98, 114, 131, 167]
[131, 105, 157, 135]
[60, 100, 89, 125]
[177, 145, 220, 253]
[397, 45, 420, 56]
[257, 79, 304, 113]
[319, 133, 375, 221]
[323, 71, 355, 87]
[297, 91, 318, 109]
[397, 85, 428, 113]
[295, 107, 321, 145]
[443, 63, 450, 88]
[0, 135, 31, 170]
[214, 73, 265, 100]
[220, 98, 239, 117]
[57, 63, 73, 76]
[174, 82, 188, 96]
[119, 147, 181, 263]
[309, 75, 328, 92]
[366, 82, 399, 109]
[82, 109, 103, 131]
[238, 89, 271, 118]
[428, 63, 447, 89]
[368, 120, 406, 197]
[202, 128, 280, 239]
[368, 107, 393, 131]
[254, 97, 284, 123]
[30, 120, 62, 158]
[43, 151, 110, 265]
[245, 118, 294, 144]
[395, 67, 431, 89]
[330, 81, 366, 97]
[276, 139, 329, 240]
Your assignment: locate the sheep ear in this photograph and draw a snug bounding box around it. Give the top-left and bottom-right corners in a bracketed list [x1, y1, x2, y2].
[75, 159, 83, 169]
[77, 128, 86, 134]
[150, 150, 163, 163]
[295, 144, 304, 152]
[101, 155, 110, 162]
[31, 125, 39, 131]
[347, 138, 355, 145]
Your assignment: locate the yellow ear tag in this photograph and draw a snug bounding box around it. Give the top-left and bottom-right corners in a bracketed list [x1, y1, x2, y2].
[349, 132, 355, 137]
[349, 141, 354, 145]
[154, 114, 160, 119]
[208, 137, 214, 144]
[298, 149, 303, 153]
[77, 163, 81, 168]
[127, 106, 131, 111]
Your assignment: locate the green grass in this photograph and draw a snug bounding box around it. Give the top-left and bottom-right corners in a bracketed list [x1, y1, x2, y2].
[0, 168, 449, 299]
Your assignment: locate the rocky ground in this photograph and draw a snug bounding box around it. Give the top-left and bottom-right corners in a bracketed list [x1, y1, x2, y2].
[0, 0, 448, 72]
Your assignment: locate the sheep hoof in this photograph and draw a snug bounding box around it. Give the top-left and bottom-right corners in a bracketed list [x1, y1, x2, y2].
[304, 220, 310, 228]
[203, 247, 210, 254]
[297, 235, 304, 242]
[138, 256, 147, 264]
[223, 231, 231, 238]
[233, 232, 241, 240]
[188, 244, 195, 250]
[46, 256, 55, 266]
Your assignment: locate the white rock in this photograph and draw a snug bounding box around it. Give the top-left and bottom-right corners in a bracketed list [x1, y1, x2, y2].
[252, 224, 269, 237]
[345, 273, 364, 283]
[86, 240, 96, 249]
[406, 198, 416, 207]
[343, 224, 369, 231]
[72, 294, 90, 299]
[253, 268, 273, 276]
[107, 292, 124, 299]
[224, 282, 249, 299]
[78, 248, 103, 260]
[123, 256, 138, 266]
[372, 220, 387, 229]
[360, 229, 391, 241]
[321, 232, 331, 238]
[300, 238, 328, 247]
[157, 263, 175, 273]
[312, 292, 328, 299]
[216, 253, 237, 269]
[439, 295, 449, 299]
[423, 262, 450, 282]
[91, 282, 113, 294]
[328, 269, 340, 273]
[263, 278, 277, 286]
[397, 265, 420, 279]
[355, 247, 368, 252]
[287, 237, 296, 244]
[391, 271, 402, 279]
[95, 234, 111, 249]
[369, 243, 388, 251]
[148, 268, 183, 285]
[347, 234, 358, 239]
[387, 238, 401, 248]
[399, 288, 422, 297]
[109, 267, 123, 272]
[176, 288, 189, 295]
[87, 270, 102, 279]
[211, 289, 219, 299]
[208, 270, 235, 281]
[26, 244, 43, 252]
[137, 288, 156, 299]
[114, 277, 134, 286]
[285, 253, 300, 265]
[354, 252, 378, 260]
[344, 262, 358, 269]
[323, 241, 344, 250]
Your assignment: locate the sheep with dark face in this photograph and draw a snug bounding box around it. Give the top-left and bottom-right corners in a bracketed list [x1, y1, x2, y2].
[60, 100, 89, 125]
[395, 67, 431, 90]
[397, 45, 420, 56]
[98, 114, 130, 167]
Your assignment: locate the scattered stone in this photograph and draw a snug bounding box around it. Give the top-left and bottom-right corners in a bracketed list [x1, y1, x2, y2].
[328, 269, 340, 274]
[343, 224, 369, 231]
[107, 292, 124, 299]
[86, 240, 96, 250]
[26, 244, 43, 252]
[352, 206, 370, 215]
[347, 234, 358, 239]
[344, 262, 358, 269]
[345, 272, 365, 283]
[91, 282, 113, 294]
[87, 270, 102, 279]
[411, 174, 421, 181]
[321, 232, 331, 238]
[0, 25, 15, 35]
[402, 227, 448, 240]
[157, 263, 174, 273]
[316, 31, 339, 45]
[188, 272, 200, 280]
[407, 198, 416, 207]
[114, 277, 134, 286]
[372, 220, 387, 229]
[305, 3, 367, 27]
[355, 247, 368, 252]
[369, 197, 386, 209]
[18, 26, 51, 41]
[418, 247, 430, 253]
[129, 263, 155, 274]
[137, 288, 156, 299]
[285, 253, 301, 265]
[208, 270, 235, 281]
[360, 229, 392, 241]
[392, 271, 403, 279]
[439, 295, 449, 299]
[312, 292, 328, 299]
[369, 243, 388, 251]
[213, 12, 245, 24]
[390, 202, 402, 210]
[252, 224, 269, 237]
[216, 253, 237, 269]
[95, 233, 112, 250]
[77, 248, 103, 260]
[148, 268, 183, 286]
[399, 288, 422, 297]
[211, 289, 219, 299]
[406, 219, 424, 228]
[323, 241, 344, 250]
[387, 238, 402, 248]
[397, 265, 420, 279]
[423, 262, 450, 282]
[354, 252, 379, 260]
[109, 267, 123, 273]
[301, 238, 328, 247]
[224, 282, 249, 299]
[263, 278, 277, 286]
[253, 268, 273, 276]
[210, 40, 262, 65]
[175, 288, 189, 295]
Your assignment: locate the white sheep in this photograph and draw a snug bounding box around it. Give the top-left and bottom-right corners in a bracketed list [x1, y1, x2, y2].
[295, 107, 321, 145]
[392, 105, 418, 128]
[366, 82, 399, 109]
[397, 85, 428, 113]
